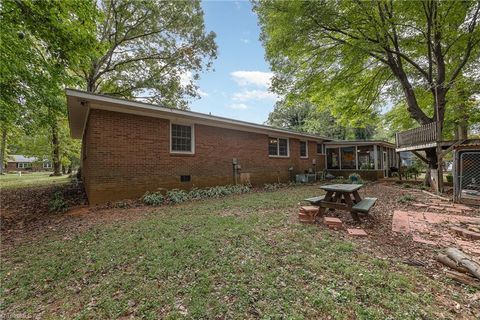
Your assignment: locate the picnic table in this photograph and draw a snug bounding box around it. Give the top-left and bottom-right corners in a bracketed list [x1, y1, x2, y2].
[305, 184, 377, 222]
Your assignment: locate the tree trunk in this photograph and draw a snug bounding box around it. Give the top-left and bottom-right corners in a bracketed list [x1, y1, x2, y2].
[437, 254, 469, 274]
[51, 121, 62, 176]
[423, 148, 437, 186]
[456, 89, 469, 140]
[446, 247, 480, 279]
[0, 127, 7, 175]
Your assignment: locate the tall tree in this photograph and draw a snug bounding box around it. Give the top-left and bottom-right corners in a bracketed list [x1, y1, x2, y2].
[79, 0, 217, 109]
[2, 0, 97, 175]
[267, 100, 366, 140]
[255, 0, 480, 177]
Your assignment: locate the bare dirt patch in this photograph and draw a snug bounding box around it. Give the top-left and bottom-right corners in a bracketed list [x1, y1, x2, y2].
[1, 183, 87, 230]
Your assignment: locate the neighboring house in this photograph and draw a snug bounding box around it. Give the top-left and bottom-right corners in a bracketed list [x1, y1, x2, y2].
[399, 151, 415, 166]
[6, 155, 52, 172]
[66, 89, 332, 204]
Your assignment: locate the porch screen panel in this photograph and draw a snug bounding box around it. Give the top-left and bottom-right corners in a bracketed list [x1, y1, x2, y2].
[378, 146, 383, 169]
[327, 148, 340, 169]
[341, 147, 355, 169]
[358, 145, 374, 169]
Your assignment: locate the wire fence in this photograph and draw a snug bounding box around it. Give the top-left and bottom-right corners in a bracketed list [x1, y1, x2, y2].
[456, 151, 480, 202]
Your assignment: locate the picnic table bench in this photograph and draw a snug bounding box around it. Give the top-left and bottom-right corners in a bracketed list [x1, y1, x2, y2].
[305, 184, 377, 221]
[304, 195, 325, 205]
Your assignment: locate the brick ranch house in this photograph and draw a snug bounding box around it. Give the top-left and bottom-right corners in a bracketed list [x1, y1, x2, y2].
[5, 155, 52, 172]
[66, 89, 335, 204]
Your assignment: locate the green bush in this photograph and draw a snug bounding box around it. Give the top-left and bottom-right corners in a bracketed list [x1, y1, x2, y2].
[348, 173, 364, 184]
[142, 184, 253, 206]
[403, 183, 411, 189]
[348, 173, 362, 182]
[398, 195, 415, 203]
[114, 201, 128, 208]
[166, 189, 190, 204]
[446, 173, 453, 183]
[360, 163, 374, 170]
[142, 192, 165, 206]
[48, 191, 68, 213]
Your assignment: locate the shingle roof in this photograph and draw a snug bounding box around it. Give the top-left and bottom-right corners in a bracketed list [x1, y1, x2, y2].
[66, 89, 333, 141]
[8, 155, 38, 163]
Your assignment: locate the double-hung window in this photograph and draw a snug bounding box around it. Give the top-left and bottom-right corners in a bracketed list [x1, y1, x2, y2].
[268, 137, 289, 157]
[300, 141, 308, 158]
[317, 143, 325, 154]
[171, 123, 194, 154]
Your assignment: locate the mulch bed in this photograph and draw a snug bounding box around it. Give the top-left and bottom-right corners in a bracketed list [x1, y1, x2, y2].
[313, 182, 480, 263]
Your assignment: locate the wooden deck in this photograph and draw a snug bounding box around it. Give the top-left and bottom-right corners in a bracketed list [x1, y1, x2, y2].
[395, 122, 458, 152]
[395, 122, 437, 152]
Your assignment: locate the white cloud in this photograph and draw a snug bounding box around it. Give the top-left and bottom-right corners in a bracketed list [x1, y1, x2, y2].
[198, 89, 208, 97]
[180, 71, 193, 87]
[240, 38, 249, 44]
[180, 71, 208, 98]
[232, 89, 278, 102]
[227, 103, 249, 110]
[230, 71, 273, 88]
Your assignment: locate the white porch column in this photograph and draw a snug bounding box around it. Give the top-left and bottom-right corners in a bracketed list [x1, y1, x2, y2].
[355, 146, 358, 170]
[338, 147, 342, 170]
[374, 145, 378, 170]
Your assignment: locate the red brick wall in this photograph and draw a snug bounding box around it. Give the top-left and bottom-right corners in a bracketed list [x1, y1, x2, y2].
[5, 162, 47, 172]
[83, 109, 326, 204]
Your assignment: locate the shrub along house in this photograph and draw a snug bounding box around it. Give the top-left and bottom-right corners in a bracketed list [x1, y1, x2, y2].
[66, 89, 332, 204]
[324, 140, 399, 180]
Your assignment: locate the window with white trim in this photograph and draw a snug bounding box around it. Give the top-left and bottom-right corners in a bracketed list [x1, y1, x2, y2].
[43, 162, 52, 169]
[268, 137, 289, 157]
[17, 162, 32, 169]
[317, 143, 324, 154]
[171, 124, 194, 153]
[300, 141, 308, 158]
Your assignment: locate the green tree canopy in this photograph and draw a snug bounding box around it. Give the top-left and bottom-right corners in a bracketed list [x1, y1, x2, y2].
[254, 0, 480, 137]
[80, 0, 217, 109]
[267, 100, 377, 140]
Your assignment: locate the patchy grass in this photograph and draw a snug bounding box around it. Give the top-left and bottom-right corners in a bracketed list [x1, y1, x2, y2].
[398, 194, 416, 204]
[1, 186, 450, 318]
[0, 172, 70, 189]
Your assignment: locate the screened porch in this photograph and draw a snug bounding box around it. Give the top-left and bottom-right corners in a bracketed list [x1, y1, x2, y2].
[324, 141, 398, 179]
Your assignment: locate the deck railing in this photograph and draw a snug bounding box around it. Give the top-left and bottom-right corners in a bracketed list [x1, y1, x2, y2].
[396, 122, 438, 149]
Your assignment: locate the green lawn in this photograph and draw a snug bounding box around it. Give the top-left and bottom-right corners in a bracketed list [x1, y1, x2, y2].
[1, 186, 453, 319]
[0, 172, 70, 189]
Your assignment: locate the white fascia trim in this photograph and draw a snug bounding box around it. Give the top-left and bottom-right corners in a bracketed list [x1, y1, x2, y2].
[66, 89, 330, 142]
